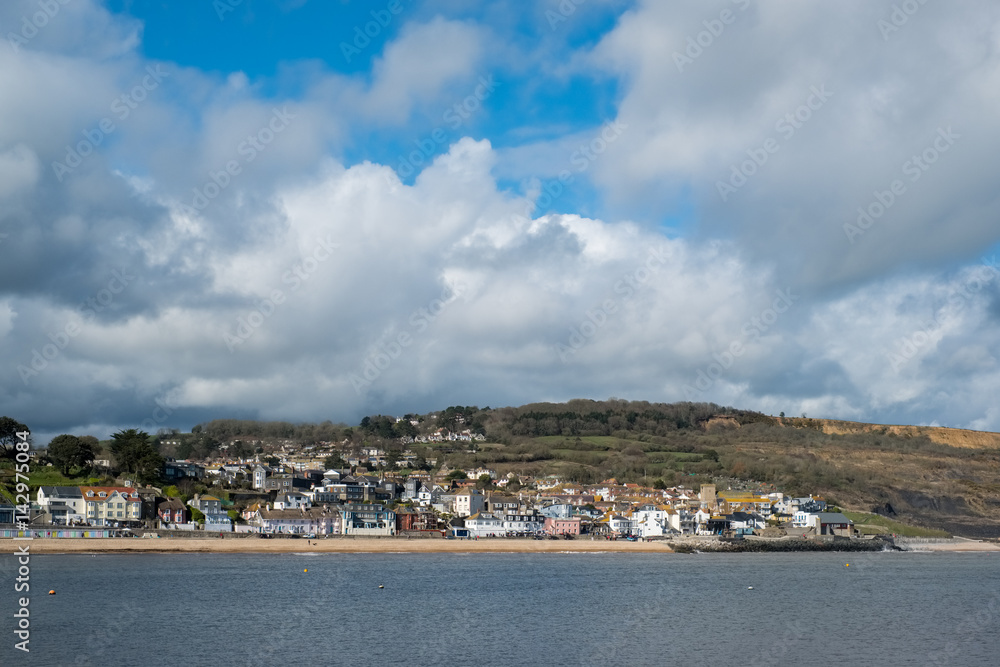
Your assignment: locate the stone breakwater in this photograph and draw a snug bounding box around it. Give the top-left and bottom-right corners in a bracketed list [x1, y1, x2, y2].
[671, 538, 895, 553]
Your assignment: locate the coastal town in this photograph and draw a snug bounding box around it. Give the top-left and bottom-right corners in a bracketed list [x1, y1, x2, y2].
[10, 436, 859, 544]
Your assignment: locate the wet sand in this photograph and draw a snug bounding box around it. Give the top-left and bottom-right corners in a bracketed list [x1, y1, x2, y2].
[8, 537, 674, 554]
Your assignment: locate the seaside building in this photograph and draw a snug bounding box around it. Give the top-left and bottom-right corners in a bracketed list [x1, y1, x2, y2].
[453, 489, 485, 517]
[545, 517, 582, 536]
[36, 486, 85, 524]
[80, 486, 143, 526]
[341, 504, 396, 536]
[156, 498, 189, 526]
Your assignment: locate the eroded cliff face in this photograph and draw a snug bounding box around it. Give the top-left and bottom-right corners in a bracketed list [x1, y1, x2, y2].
[788, 417, 1000, 450]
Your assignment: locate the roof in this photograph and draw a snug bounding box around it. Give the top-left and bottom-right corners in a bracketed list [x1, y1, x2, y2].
[260, 507, 339, 520]
[812, 512, 852, 524]
[39, 486, 83, 499]
[79, 486, 140, 501]
[157, 498, 186, 510]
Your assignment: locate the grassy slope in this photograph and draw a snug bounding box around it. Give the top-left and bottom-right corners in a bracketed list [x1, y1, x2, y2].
[442, 417, 1000, 537]
[842, 511, 951, 538]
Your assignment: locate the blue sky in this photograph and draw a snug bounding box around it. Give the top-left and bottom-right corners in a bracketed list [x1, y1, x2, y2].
[104, 0, 628, 218]
[3, 0, 1000, 443]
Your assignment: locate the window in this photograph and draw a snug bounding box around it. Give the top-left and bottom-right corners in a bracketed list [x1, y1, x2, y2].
[99, 492, 106, 498]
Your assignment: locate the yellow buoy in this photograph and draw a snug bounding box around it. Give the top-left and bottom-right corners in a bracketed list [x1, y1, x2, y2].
[304, 569, 308, 573]
[845, 563, 850, 567]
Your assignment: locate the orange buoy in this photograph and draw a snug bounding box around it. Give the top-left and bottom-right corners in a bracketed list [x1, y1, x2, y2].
[49, 590, 56, 595]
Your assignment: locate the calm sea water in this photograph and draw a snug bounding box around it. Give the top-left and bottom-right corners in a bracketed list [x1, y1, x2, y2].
[1, 550, 998, 666]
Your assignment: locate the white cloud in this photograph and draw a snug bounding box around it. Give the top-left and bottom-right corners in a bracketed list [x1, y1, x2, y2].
[4, 0, 1000, 441]
[364, 17, 488, 124]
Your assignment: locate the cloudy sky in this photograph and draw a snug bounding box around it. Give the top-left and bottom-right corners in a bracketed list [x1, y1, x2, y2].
[2, 0, 1000, 443]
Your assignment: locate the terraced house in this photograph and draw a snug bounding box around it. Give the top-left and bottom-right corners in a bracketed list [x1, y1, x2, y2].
[81, 486, 143, 526]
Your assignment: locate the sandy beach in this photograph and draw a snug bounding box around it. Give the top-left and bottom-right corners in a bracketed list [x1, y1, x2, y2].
[11, 536, 998, 554]
[7, 537, 675, 554]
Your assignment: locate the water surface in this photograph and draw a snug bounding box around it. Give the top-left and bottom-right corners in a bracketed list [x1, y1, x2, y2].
[1, 551, 997, 666]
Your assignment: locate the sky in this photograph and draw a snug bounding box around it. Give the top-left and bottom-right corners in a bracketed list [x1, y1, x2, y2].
[2, 0, 1000, 444]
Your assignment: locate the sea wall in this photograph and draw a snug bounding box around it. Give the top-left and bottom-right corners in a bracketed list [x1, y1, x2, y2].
[671, 537, 893, 553]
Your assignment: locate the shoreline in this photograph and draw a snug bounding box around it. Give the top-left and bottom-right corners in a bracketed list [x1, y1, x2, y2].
[4, 537, 675, 554]
[6, 536, 997, 555]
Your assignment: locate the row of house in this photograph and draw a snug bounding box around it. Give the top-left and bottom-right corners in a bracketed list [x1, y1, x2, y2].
[25, 468, 853, 540]
[35, 486, 144, 526]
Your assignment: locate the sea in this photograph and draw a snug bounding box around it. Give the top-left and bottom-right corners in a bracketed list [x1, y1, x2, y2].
[1, 550, 998, 666]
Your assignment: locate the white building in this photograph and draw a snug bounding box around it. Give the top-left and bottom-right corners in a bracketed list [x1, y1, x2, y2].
[273, 492, 311, 510]
[252, 465, 268, 490]
[453, 489, 485, 517]
[465, 512, 503, 537]
[608, 515, 635, 536]
[35, 486, 85, 524]
[632, 507, 674, 538]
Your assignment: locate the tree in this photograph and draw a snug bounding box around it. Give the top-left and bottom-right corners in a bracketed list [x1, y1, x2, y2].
[231, 440, 250, 459]
[0, 416, 30, 458]
[653, 478, 667, 490]
[109, 429, 163, 483]
[446, 469, 468, 480]
[48, 434, 97, 475]
[386, 450, 401, 470]
[177, 440, 195, 460]
[323, 453, 346, 470]
[476, 473, 494, 490]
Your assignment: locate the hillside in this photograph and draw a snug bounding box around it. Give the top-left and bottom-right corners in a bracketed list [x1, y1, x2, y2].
[181, 401, 1000, 537]
[446, 401, 1000, 538]
[9, 400, 999, 538]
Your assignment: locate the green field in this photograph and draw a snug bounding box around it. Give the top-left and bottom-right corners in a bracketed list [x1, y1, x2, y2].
[843, 511, 951, 538]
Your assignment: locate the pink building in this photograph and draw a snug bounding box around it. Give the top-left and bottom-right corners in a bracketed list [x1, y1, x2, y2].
[544, 517, 581, 536]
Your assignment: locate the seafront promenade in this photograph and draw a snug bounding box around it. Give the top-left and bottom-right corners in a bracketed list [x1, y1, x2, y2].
[7, 534, 998, 554]
[2, 535, 675, 554]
